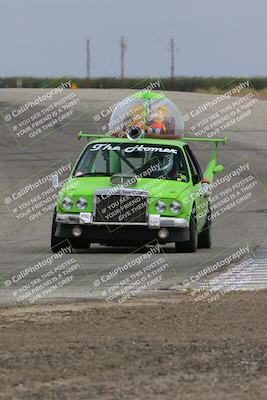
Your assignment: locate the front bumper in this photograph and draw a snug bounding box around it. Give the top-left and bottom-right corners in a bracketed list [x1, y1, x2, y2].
[55, 212, 190, 244]
[56, 212, 189, 229]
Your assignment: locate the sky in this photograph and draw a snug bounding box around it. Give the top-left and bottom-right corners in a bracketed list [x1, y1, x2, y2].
[0, 0, 266, 78]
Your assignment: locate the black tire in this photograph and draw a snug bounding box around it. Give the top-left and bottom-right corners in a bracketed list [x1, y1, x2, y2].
[198, 207, 211, 249]
[71, 239, 91, 250]
[51, 210, 91, 252]
[175, 208, 198, 253]
[51, 211, 71, 253]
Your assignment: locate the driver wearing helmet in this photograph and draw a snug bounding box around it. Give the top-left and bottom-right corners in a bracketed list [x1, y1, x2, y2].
[154, 153, 186, 180]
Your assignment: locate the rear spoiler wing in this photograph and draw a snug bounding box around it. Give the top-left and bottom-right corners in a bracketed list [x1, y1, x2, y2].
[183, 137, 228, 145]
[183, 137, 228, 182]
[78, 131, 228, 145]
[77, 131, 104, 141]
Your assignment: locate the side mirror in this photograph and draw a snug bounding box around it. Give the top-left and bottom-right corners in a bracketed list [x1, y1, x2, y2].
[213, 164, 224, 174]
[201, 178, 212, 197]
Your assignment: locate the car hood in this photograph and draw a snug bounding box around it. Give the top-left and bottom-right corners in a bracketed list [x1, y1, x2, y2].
[61, 177, 190, 200]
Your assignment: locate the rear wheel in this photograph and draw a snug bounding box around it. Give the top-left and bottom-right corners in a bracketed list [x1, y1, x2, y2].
[198, 207, 211, 248]
[175, 208, 198, 253]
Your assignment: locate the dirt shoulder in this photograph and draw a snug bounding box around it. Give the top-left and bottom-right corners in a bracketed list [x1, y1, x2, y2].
[0, 291, 266, 400]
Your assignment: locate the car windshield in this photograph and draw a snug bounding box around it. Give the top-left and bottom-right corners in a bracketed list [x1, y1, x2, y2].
[74, 142, 189, 181]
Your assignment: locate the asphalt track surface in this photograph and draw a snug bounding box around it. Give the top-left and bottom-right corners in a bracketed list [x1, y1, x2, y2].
[0, 88, 266, 304]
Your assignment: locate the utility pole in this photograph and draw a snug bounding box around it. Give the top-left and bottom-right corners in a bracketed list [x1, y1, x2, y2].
[120, 36, 127, 79]
[86, 38, 90, 82]
[170, 38, 175, 87]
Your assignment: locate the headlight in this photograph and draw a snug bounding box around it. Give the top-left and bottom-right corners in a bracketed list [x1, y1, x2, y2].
[156, 200, 167, 213]
[62, 197, 73, 210]
[77, 197, 88, 210]
[170, 200, 182, 214]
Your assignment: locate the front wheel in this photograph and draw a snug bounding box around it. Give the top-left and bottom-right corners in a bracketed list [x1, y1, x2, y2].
[198, 207, 211, 248]
[51, 211, 91, 252]
[51, 211, 70, 253]
[175, 208, 198, 253]
[71, 239, 91, 250]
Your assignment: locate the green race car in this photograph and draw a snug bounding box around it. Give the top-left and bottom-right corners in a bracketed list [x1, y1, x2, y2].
[51, 92, 226, 253]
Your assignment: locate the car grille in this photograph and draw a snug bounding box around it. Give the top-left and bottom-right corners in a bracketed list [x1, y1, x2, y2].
[94, 191, 148, 224]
